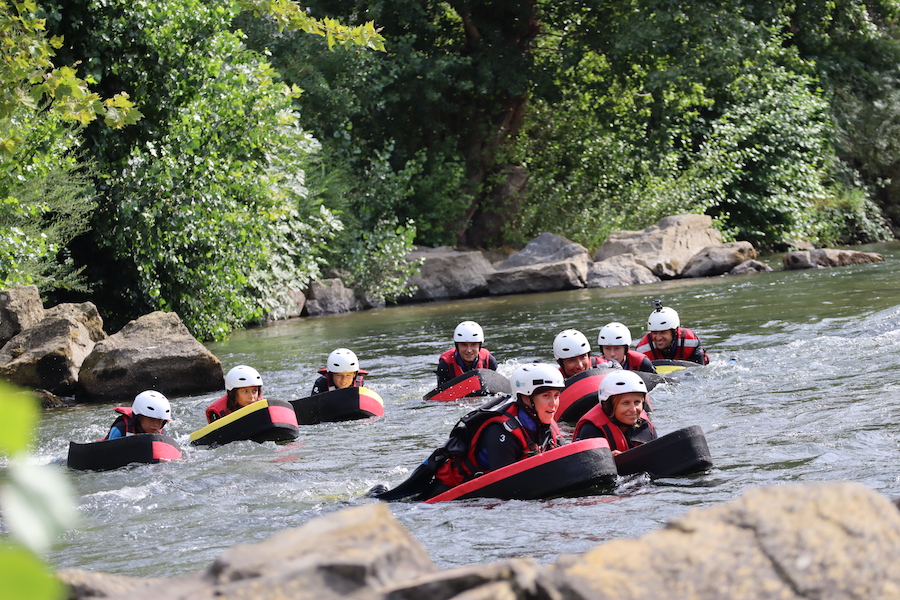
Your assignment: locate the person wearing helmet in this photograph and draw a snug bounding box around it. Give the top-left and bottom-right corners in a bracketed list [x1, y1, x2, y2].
[104, 390, 172, 440]
[573, 371, 656, 454]
[597, 322, 656, 373]
[435, 321, 498, 387]
[311, 348, 369, 396]
[635, 300, 710, 365]
[433, 363, 566, 489]
[553, 328, 616, 379]
[206, 365, 265, 422]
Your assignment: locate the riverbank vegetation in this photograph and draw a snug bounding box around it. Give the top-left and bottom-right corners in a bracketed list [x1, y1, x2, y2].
[2, 0, 899, 340]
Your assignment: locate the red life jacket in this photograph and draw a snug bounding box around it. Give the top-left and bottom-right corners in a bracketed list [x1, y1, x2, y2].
[558, 355, 615, 379]
[635, 327, 705, 362]
[103, 407, 166, 440]
[435, 402, 561, 488]
[439, 347, 493, 379]
[206, 395, 229, 423]
[622, 350, 650, 371]
[206, 391, 271, 423]
[572, 404, 654, 452]
[315, 368, 369, 391]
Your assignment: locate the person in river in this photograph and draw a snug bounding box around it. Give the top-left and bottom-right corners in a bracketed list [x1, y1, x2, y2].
[553, 328, 616, 379]
[635, 301, 710, 365]
[434, 362, 566, 489]
[311, 348, 368, 396]
[205, 365, 264, 422]
[597, 322, 656, 373]
[573, 370, 656, 454]
[435, 320, 498, 387]
[104, 390, 172, 439]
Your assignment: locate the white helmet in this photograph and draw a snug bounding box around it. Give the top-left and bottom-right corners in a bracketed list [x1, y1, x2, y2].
[225, 365, 263, 391]
[454, 321, 484, 343]
[327, 348, 359, 373]
[648, 306, 680, 331]
[598, 371, 648, 403]
[553, 329, 591, 359]
[132, 390, 171, 421]
[598, 322, 632, 347]
[510, 363, 566, 397]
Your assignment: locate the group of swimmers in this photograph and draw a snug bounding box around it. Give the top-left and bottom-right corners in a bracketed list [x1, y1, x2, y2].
[102, 301, 709, 491]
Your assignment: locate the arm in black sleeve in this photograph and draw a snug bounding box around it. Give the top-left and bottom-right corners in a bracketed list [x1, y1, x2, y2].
[476, 422, 523, 472]
[436, 359, 453, 387]
[689, 344, 710, 365]
[310, 375, 329, 396]
[574, 421, 604, 442]
[639, 356, 656, 373]
[487, 354, 498, 371]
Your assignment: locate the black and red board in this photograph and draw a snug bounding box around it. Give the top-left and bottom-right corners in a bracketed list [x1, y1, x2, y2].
[424, 369, 511, 402]
[67, 433, 182, 471]
[190, 399, 299, 446]
[614, 425, 712, 478]
[290, 386, 384, 425]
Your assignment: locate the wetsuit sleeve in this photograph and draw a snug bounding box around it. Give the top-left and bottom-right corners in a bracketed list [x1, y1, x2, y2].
[106, 424, 124, 440]
[487, 354, 498, 371]
[640, 356, 656, 373]
[574, 421, 604, 442]
[435, 359, 453, 387]
[310, 375, 329, 396]
[476, 422, 523, 472]
[688, 344, 710, 365]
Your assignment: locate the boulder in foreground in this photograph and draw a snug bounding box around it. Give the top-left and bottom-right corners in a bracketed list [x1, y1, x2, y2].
[59, 482, 900, 600]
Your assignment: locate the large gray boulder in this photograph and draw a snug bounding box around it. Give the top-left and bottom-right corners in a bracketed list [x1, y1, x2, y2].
[59, 502, 437, 600]
[0, 302, 104, 395]
[402, 246, 494, 301]
[497, 232, 590, 270]
[680, 241, 758, 278]
[489, 233, 590, 294]
[586, 254, 660, 288]
[77, 311, 223, 402]
[0, 285, 45, 348]
[594, 214, 723, 279]
[783, 248, 884, 270]
[58, 482, 900, 600]
[728, 259, 773, 276]
[488, 259, 588, 295]
[304, 278, 361, 316]
[552, 481, 900, 600]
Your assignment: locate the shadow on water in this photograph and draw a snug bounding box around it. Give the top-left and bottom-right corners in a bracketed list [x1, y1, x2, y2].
[24, 242, 900, 575]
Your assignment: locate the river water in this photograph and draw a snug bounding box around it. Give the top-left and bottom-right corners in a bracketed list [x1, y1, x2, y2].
[27, 242, 900, 577]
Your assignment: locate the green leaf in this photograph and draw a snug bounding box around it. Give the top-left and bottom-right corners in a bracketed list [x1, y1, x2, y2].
[0, 384, 38, 457]
[0, 546, 64, 600]
[1, 462, 79, 553]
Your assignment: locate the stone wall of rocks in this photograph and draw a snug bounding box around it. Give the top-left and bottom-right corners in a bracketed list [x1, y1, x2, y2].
[271, 214, 883, 318]
[57, 481, 900, 600]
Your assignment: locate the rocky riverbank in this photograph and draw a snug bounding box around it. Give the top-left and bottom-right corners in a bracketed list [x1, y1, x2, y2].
[57, 481, 900, 600]
[0, 214, 884, 405]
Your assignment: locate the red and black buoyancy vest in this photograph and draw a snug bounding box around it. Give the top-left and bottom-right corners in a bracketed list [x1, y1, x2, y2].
[439, 347, 493, 379]
[622, 350, 651, 371]
[316, 368, 369, 390]
[636, 327, 704, 362]
[434, 402, 561, 488]
[206, 391, 271, 423]
[572, 404, 654, 453]
[102, 407, 138, 440]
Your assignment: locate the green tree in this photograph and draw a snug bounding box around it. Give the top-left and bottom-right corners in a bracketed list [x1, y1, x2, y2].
[43, 0, 384, 339]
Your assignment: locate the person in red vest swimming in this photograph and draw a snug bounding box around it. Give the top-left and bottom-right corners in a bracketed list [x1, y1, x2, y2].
[553, 328, 616, 379]
[435, 321, 498, 387]
[311, 348, 368, 395]
[104, 390, 172, 439]
[597, 322, 656, 373]
[205, 365, 264, 423]
[573, 370, 656, 454]
[435, 362, 565, 488]
[635, 300, 710, 365]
